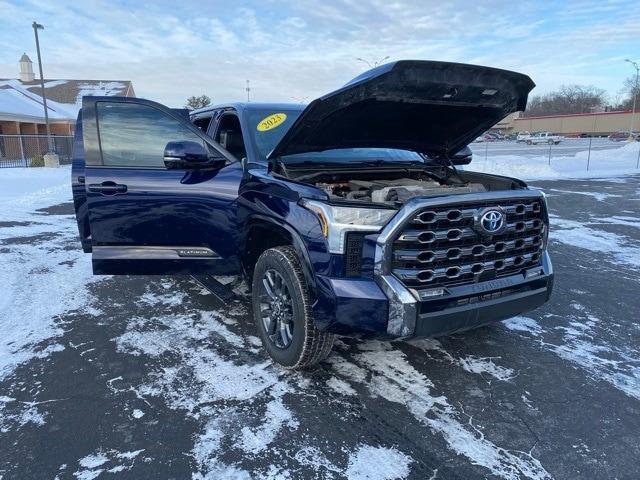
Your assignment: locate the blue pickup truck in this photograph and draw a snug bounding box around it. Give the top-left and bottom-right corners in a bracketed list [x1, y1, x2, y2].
[71, 60, 553, 368]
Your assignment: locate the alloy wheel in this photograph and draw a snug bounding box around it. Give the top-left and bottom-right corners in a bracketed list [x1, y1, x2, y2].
[259, 269, 294, 349]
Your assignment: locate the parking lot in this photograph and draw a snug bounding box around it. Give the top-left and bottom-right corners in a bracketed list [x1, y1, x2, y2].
[470, 138, 628, 158]
[1, 170, 639, 479]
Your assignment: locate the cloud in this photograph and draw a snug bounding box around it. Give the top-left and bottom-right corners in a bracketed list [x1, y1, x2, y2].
[0, 0, 638, 107]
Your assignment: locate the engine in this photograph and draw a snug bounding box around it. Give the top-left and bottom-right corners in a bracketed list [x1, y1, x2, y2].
[316, 178, 486, 205]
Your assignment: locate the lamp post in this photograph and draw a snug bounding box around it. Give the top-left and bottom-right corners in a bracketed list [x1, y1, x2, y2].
[625, 59, 639, 141]
[32, 21, 53, 154]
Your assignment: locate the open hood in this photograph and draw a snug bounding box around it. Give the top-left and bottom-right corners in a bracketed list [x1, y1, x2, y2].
[268, 60, 534, 163]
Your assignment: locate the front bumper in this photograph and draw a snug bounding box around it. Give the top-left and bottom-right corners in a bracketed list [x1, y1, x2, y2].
[313, 190, 554, 338]
[314, 251, 553, 337]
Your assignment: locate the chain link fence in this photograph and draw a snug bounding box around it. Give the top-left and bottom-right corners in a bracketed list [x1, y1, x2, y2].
[471, 138, 640, 173]
[0, 135, 74, 167]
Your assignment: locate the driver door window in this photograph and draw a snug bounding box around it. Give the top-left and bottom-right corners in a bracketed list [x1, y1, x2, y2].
[97, 102, 206, 168]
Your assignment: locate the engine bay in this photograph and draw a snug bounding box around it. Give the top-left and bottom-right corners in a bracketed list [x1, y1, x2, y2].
[316, 178, 487, 205]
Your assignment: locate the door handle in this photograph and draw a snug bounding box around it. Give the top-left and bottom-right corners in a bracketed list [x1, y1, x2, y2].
[88, 181, 128, 195]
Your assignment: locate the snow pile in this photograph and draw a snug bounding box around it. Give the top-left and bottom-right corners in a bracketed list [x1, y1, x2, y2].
[470, 141, 640, 180]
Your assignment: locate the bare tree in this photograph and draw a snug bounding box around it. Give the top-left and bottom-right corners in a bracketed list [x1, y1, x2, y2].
[523, 85, 607, 116]
[615, 76, 640, 110]
[185, 95, 212, 110]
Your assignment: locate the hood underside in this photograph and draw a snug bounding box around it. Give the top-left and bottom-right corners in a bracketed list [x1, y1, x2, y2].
[268, 60, 535, 161]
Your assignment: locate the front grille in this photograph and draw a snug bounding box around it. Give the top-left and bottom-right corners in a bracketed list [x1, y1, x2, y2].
[391, 198, 546, 289]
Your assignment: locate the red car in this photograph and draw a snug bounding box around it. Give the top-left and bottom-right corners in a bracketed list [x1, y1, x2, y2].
[609, 131, 639, 141]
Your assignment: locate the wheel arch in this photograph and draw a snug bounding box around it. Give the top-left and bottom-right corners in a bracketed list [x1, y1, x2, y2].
[242, 215, 318, 300]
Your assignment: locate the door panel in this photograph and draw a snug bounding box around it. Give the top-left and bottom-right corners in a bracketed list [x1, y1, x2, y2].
[82, 96, 242, 275]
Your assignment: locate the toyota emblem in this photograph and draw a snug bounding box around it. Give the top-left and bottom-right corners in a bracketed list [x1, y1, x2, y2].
[474, 208, 506, 236]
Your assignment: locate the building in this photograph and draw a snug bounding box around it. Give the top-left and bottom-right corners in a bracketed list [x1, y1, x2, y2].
[0, 53, 135, 137]
[494, 110, 636, 136]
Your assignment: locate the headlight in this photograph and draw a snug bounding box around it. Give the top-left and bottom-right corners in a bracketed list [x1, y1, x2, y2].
[301, 200, 396, 253]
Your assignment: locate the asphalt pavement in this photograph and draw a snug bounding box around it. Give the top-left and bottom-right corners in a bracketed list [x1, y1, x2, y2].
[1, 176, 639, 479]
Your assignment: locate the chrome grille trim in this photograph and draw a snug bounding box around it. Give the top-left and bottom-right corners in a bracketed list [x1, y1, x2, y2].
[372, 190, 550, 337]
[397, 220, 542, 244]
[393, 252, 540, 283]
[393, 233, 542, 263]
[376, 191, 548, 291]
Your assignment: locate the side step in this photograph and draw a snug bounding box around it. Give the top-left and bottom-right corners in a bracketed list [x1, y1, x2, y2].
[191, 275, 237, 303]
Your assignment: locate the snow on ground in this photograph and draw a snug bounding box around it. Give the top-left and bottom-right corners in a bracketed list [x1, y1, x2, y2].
[330, 344, 552, 480]
[469, 141, 640, 180]
[72, 448, 145, 479]
[0, 166, 106, 381]
[549, 215, 640, 268]
[345, 445, 412, 480]
[505, 310, 640, 402]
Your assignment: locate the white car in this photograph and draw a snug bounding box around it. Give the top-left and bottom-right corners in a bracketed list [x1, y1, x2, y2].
[516, 131, 531, 143]
[526, 132, 563, 145]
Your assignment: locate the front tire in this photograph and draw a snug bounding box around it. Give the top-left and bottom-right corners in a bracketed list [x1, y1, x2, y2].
[252, 246, 334, 369]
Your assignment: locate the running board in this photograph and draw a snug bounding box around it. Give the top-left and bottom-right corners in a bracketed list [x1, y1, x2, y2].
[191, 275, 236, 303]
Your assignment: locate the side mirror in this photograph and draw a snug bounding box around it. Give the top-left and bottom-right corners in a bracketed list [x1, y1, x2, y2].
[164, 141, 226, 169]
[450, 145, 472, 165]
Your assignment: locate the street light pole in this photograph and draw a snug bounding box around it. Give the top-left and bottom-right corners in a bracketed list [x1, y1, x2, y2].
[32, 21, 53, 153]
[625, 59, 639, 140]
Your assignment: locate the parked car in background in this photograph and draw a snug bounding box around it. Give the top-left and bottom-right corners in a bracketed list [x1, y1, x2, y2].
[608, 131, 639, 142]
[516, 131, 531, 143]
[474, 133, 498, 142]
[526, 132, 563, 145]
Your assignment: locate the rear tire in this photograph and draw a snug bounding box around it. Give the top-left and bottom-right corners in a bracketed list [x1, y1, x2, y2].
[526, 140, 532, 145]
[251, 246, 334, 369]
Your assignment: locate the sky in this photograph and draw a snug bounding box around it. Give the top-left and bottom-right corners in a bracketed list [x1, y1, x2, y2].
[0, 0, 638, 108]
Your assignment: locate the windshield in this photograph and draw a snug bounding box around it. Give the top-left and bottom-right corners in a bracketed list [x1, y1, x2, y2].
[248, 109, 302, 159]
[248, 108, 423, 163]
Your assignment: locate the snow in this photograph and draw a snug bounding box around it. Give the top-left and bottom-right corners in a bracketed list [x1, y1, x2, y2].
[331, 347, 552, 479]
[345, 445, 412, 480]
[409, 338, 516, 382]
[326, 376, 358, 395]
[0, 396, 46, 432]
[506, 310, 640, 402]
[74, 449, 144, 479]
[502, 317, 543, 335]
[550, 216, 640, 267]
[239, 392, 298, 454]
[0, 79, 127, 121]
[469, 141, 640, 180]
[0, 166, 106, 381]
[0, 79, 77, 120]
